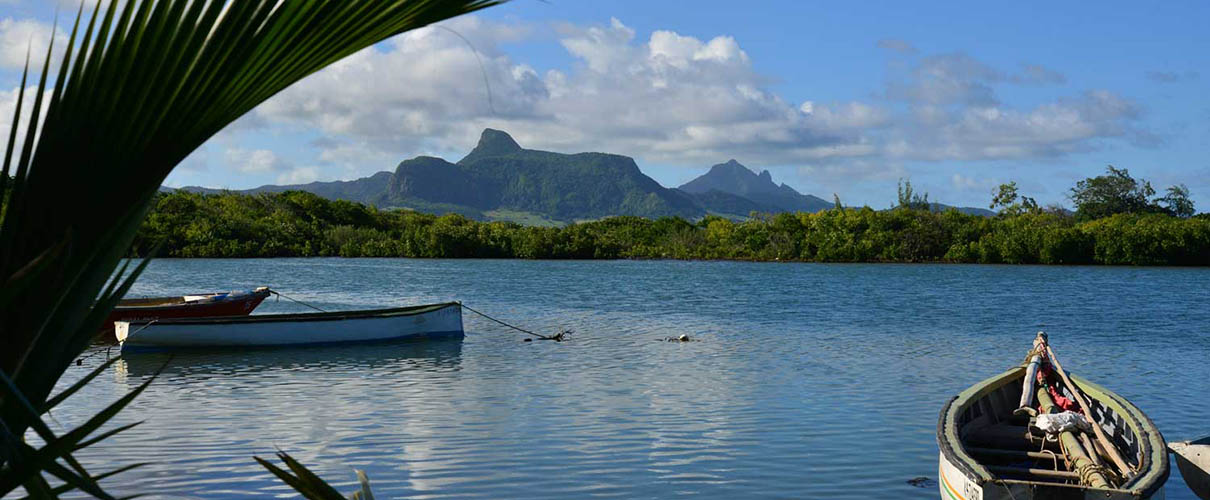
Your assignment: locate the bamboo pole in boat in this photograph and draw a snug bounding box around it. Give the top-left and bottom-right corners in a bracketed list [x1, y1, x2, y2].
[968, 447, 1072, 462]
[987, 465, 1081, 480]
[1044, 345, 1133, 477]
[1036, 387, 1111, 489]
[1080, 433, 1103, 466]
[1015, 332, 1047, 416]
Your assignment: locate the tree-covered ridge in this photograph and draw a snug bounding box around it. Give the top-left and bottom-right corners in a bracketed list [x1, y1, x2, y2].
[678, 159, 833, 213]
[383, 129, 702, 220]
[132, 189, 1210, 265]
[183, 128, 1005, 223]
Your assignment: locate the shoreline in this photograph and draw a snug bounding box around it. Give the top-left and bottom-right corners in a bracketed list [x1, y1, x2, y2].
[131, 190, 1210, 266]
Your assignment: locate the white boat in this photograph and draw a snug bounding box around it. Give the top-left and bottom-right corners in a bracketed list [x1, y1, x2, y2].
[117, 302, 463, 351]
[1170, 437, 1210, 500]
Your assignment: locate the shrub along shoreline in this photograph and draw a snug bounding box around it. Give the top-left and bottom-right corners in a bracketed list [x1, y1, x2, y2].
[131, 190, 1210, 266]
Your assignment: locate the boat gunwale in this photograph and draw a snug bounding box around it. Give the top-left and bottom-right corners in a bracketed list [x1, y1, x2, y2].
[1071, 372, 1169, 497]
[938, 363, 1168, 498]
[117, 301, 461, 326]
[115, 289, 271, 310]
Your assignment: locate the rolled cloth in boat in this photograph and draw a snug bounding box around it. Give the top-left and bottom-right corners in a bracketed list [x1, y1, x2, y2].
[1034, 411, 1092, 435]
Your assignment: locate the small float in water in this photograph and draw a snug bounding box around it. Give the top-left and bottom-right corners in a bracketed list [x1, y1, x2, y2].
[101, 287, 272, 341]
[117, 301, 462, 352]
[937, 332, 1174, 499]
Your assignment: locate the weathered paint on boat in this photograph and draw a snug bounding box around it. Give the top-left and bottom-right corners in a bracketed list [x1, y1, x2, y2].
[117, 302, 462, 351]
[1170, 437, 1210, 500]
[938, 364, 1169, 500]
[100, 287, 271, 342]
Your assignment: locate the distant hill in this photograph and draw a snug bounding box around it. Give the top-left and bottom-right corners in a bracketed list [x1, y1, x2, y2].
[680, 188, 782, 217]
[179, 171, 392, 206]
[381, 129, 702, 221]
[927, 203, 996, 217]
[679, 159, 832, 213]
[175, 129, 993, 223]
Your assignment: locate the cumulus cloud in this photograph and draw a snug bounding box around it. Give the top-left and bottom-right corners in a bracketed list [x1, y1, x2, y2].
[881, 52, 1147, 161]
[1021, 64, 1066, 85]
[0, 17, 65, 70]
[277, 166, 320, 185]
[225, 148, 291, 173]
[0, 84, 48, 157]
[255, 16, 882, 168]
[884, 90, 1151, 161]
[245, 16, 1148, 181]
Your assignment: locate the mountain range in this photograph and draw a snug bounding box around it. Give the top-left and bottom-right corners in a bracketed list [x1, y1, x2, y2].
[181, 128, 991, 223]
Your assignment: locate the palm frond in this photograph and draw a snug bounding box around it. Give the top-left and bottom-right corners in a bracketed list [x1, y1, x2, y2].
[0, 0, 502, 496]
[254, 452, 373, 500]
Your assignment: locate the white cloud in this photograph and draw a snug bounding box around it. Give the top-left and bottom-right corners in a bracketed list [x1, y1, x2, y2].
[951, 173, 1003, 192]
[242, 17, 1148, 183]
[256, 16, 880, 169]
[885, 89, 1149, 161]
[225, 148, 290, 173]
[276, 166, 320, 185]
[0, 17, 65, 70]
[0, 84, 48, 159]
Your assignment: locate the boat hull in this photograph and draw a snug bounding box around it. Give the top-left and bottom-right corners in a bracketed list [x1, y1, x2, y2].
[1170, 438, 1210, 500]
[100, 288, 270, 342]
[118, 302, 462, 351]
[939, 450, 1165, 500]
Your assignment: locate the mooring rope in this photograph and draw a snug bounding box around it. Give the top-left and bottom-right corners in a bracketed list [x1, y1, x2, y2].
[270, 290, 327, 313]
[460, 303, 567, 341]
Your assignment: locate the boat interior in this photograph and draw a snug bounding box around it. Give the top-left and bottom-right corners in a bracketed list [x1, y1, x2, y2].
[117, 294, 211, 307]
[950, 367, 1159, 495]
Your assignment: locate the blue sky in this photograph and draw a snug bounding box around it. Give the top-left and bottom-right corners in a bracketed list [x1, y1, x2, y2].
[2, 0, 1207, 210]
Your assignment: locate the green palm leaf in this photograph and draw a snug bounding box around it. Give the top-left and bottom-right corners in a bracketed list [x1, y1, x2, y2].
[1, 0, 502, 496]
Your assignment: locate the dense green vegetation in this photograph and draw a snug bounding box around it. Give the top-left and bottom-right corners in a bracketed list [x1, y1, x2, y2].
[132, 188, 1210, 265]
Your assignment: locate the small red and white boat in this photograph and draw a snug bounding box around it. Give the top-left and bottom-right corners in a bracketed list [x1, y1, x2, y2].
[99, 287, 272, 342]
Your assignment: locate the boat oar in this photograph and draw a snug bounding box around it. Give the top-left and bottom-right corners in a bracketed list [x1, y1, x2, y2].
[1045, 344, 1134, 478]
[1036, 387, 1111, 489]
[1014, 332, 1047, 417]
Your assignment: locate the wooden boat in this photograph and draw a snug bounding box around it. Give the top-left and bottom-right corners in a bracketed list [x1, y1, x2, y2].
[1169, 437, 1210, 500]
[117, 302, 462, 351]
[938, 333, 1169, 500]
[100, 287, 272, 342]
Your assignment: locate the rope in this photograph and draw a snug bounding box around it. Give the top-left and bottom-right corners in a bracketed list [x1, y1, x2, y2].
[127, 319, 159, 337]
[271, 291, 327, 313]
[1078, 463, 1114, 487]
[1038, 448, 1060, 472]
[460, 303, 567, 341]
[1022, 345, 1047, 364]
[430, 25, 496, 115]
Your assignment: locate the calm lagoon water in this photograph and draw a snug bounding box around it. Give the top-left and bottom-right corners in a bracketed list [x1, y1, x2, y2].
[43, 259, 1210, 499]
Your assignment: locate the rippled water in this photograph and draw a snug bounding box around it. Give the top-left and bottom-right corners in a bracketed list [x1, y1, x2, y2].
[35, 259, 1210, 499]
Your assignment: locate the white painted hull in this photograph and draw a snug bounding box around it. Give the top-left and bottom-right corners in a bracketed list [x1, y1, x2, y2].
[1170, 439, 1210, 500]
[938, 451, 1165, 500]
[118, 302, 462, 351]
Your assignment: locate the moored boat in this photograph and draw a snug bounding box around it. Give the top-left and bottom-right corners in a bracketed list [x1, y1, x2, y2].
[1169, 437, 1210, 500]
[937, 332, 1169, 500]
[100, 287, 272, 342]
[117, 301, 462, 351]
